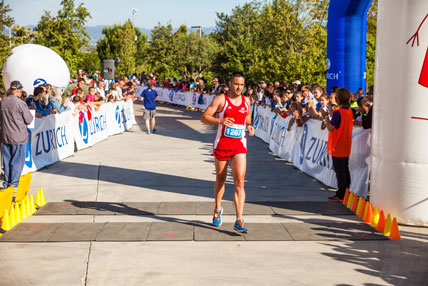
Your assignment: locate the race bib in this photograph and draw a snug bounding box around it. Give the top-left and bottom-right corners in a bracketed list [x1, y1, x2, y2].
[224, 124, 244, 138]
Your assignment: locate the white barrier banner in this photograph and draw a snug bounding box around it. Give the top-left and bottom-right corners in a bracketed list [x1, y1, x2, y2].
[23, 111, 75, 174]
[21, 100, 136, 174]
[124, 99, 137, 128]
[73, 104, 109, 150]
[253, 106, 275, 143]
[137, 86, 215, 110]
[256, 106, 371, 196]
[106, 100, 136, 136]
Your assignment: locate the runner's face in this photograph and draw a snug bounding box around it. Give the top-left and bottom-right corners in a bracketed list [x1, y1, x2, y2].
[229, 76, 245, 96]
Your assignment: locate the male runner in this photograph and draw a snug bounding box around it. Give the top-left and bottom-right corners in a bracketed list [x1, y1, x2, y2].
[201, 71, 255, 233]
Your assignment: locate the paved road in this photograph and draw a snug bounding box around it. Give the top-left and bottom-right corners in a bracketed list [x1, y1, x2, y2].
[0, 103, 427, 286]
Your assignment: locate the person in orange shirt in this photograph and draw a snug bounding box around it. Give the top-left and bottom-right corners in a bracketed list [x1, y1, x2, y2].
[323, 88, 353, 202]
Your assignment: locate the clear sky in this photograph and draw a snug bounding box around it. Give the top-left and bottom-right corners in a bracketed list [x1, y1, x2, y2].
[6, 0, 250, 28]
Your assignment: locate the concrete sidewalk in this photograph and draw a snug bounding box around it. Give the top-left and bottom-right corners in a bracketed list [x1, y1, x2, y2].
[0, 103, 427, 286]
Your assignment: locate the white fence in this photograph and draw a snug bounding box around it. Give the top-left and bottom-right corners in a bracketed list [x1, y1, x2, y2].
[22, 99, 136, 174]
[253, 105, 371, 197]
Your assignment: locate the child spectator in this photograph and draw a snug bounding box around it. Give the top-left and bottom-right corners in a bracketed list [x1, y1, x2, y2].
[287, 102, 298, 131]
[357, 96, 372, 129]
[274, 88, 289, 118]
[85, 86, 96, 103]
[323, 88, 354, 202]
[296, 104, 310, 127]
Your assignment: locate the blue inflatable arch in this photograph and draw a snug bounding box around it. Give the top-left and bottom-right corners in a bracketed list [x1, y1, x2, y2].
[326, 0, 373, 94]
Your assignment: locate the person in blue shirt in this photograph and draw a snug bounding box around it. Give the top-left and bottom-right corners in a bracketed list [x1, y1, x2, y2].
[141, 82, 158, 134]
[31, 86, 57, 118]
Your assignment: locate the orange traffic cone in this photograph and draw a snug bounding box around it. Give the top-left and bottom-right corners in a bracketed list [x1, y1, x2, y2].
[26, 196, 32, 217]
[343, 188, 350, 206]
[356, 197, 364, 216]
[40, 188, 46, 206]
[384, 214, 393, 236]
[351, 194, 358, 212]
[9, 206, 16, 227]
[1, 209, 10, 232]
[347, 192, 354, 209]
[30, 194, 36, 214]
[35, 190, 41, 208]
[389, 218, 402, 240]
[370, 206, 379, 227]
[21, 199, 28, 219]
[15, 203, 22, 223]
[363, 202, 372, 222]
[376, 210, 386, 232]
[358, 199, 366, 219]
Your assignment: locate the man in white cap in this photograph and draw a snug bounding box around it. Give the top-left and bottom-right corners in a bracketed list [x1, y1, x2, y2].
[0, 81, 33, 189]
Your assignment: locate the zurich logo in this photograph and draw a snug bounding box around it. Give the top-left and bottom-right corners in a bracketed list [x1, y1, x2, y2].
[79, 113, 89, 144]
[25, 129, 32, 168]
[326, 58, 331, 70]
[33, 78, 47, 87]
[253, 112, 260, 128]
[270, 115, 277, 136]
[192, 93, 197, 105]
[299, 124, 309, 165]
[115, 105, 121, 125]
[169, 92, 174, 102]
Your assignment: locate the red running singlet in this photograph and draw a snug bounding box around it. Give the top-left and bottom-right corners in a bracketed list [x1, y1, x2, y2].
[212, 94, 249, 161]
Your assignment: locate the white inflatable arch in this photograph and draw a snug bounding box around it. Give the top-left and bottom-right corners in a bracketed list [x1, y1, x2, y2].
[372, 0, 428, 226]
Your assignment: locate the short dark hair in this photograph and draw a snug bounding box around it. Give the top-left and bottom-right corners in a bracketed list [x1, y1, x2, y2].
[73, 96, 81, 103]
[336, 88, 352, 107]
[230, 71, 245, 82]
[302, 85, 311, 92]
[78, 77, 85, 83]
[33, 86, 45, 97]
[147, 82, 153, 88]
[357, 96, 371, 107]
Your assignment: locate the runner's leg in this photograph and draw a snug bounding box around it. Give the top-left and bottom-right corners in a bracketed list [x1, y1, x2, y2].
[214, 158, 228, 210]
[230, 153, 247, 219]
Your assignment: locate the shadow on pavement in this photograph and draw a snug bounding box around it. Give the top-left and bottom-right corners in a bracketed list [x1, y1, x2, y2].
[64, 200, 241, 237]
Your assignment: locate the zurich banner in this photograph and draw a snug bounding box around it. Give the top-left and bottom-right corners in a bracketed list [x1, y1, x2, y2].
[22, 100, 136, 174]
[254, 106, 371, 197]
[136, 86, 215, 110]
[23, 111, 75, 174]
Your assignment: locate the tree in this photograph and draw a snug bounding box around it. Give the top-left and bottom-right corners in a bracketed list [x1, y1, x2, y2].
[33, 0, 91, 75]
[212, 0, 327, 86]
[97, 21, 149, 77]
[366, 0, 377, 89]
[0, 0, 14, 97]
[134, 27, 149, 74]
[11, 24, 32, 47]
[213, 1, 263, 85]
[80, 50, 101, 74]
[148, 23, 175, 79]
[172, 25, 219, 80]
[115, 21, 136, 76]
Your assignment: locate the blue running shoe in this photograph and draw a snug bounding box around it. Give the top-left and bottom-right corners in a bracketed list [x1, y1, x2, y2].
[212, 207, 223, 227]
[152, 128, 157, 134]
[234, 219, 248, 233]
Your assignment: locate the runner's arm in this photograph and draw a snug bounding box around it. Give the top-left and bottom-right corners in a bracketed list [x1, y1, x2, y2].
[200, 96, 234, 126]
[245, 97, 255, 136]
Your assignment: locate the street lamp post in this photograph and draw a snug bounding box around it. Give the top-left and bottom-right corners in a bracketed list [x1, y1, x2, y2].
[132, 8, 138, 27]
[191, 25, 202, 37]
